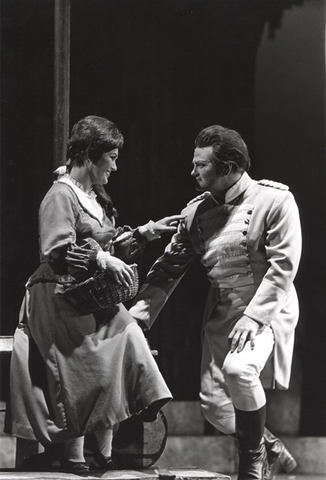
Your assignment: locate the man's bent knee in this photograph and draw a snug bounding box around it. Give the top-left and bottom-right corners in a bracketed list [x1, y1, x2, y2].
[223, 353, 247, 379]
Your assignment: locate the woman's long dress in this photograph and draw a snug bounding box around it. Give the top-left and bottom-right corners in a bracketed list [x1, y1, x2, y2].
[5, 179, 172, 444]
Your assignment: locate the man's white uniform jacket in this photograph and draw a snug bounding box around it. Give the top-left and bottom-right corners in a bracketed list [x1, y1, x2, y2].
[130, 172, 302, 389]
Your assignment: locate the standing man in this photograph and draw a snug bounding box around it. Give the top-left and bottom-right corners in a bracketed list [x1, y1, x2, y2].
[130, 125, 302, 480]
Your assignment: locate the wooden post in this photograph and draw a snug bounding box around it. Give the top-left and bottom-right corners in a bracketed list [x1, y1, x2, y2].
[53, 0, 71, 167]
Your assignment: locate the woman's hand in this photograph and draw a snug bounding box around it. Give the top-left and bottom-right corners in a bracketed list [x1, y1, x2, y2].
[139, 215, 185, 240]
[152, 215, 186, 234]
[97, 252, 134, 286]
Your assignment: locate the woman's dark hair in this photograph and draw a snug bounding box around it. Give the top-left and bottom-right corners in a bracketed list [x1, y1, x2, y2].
[66, 116, 124, 217]
[67, 115, 124, 165]
[195, 125, 250, 175]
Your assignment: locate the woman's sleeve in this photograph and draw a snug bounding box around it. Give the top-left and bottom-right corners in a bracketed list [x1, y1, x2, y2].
[112, 226, 148, 262]
[39, 187, 97, 278]
[113, 219, 178, 262]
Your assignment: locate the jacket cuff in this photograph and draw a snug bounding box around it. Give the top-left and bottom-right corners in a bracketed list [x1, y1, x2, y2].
[137, 221, 161, 241]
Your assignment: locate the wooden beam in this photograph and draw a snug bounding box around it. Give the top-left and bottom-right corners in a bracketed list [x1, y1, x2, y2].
[53, 0, 71, 167]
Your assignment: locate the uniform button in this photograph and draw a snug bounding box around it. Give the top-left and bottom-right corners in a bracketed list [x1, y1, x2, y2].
[246, 271, 251, 276]
[245, 260, 250, 265]
[247, 210, 253, 215]
[242, 231, 247, 236]
[241, 241, 247, 246]
[244, 219, 249, 224]
[198, 228, 203, 234]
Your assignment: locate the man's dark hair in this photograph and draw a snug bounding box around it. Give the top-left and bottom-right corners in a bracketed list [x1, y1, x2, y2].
[195, 125, 251, 175]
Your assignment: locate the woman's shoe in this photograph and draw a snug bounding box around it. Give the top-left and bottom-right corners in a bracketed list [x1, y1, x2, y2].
[60, 457, 89, 473]
[101, 457, 116, 470]
[92, 452, 117, 471]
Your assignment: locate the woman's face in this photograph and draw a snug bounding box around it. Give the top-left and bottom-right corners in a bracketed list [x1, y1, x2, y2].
[89, 148, 119, 185]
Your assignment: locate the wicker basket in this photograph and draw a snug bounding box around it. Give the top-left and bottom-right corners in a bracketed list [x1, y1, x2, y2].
[62, 264, 139, 315]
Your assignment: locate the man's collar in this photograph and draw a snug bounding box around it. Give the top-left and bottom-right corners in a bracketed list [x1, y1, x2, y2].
[223, 171, 252, 203]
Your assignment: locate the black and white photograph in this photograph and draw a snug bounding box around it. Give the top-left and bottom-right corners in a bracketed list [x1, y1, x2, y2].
[0, 1, 325, 479]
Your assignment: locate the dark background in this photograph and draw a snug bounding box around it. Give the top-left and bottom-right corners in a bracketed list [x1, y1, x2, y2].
[1, 0, 325, 434]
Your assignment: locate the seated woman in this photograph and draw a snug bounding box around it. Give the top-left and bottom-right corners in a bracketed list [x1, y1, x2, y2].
[5, 115, 182, 472]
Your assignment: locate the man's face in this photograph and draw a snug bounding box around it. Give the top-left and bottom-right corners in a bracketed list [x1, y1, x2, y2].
[191, 146, 221, 193]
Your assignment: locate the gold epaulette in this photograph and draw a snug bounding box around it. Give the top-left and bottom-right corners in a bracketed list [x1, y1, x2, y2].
[186, 191, 210, 206]
[258, 179, 289, 191]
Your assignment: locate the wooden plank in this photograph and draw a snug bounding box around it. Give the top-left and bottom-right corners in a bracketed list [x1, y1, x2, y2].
[0, 336, 13, 354]
[154, 468, 230, 480]
[0, 469, 230, 479]
[98, 471, 158, 480]
[0, 471, 159, 479]
[53, 0, 71, 168]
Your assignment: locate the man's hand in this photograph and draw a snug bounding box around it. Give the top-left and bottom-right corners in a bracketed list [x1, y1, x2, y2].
[228, 315, 262, 353]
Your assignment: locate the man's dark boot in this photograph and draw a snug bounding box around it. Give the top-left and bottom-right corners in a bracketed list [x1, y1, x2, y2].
[235, 406, 268, 480]
[263, 428, 297, 480]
